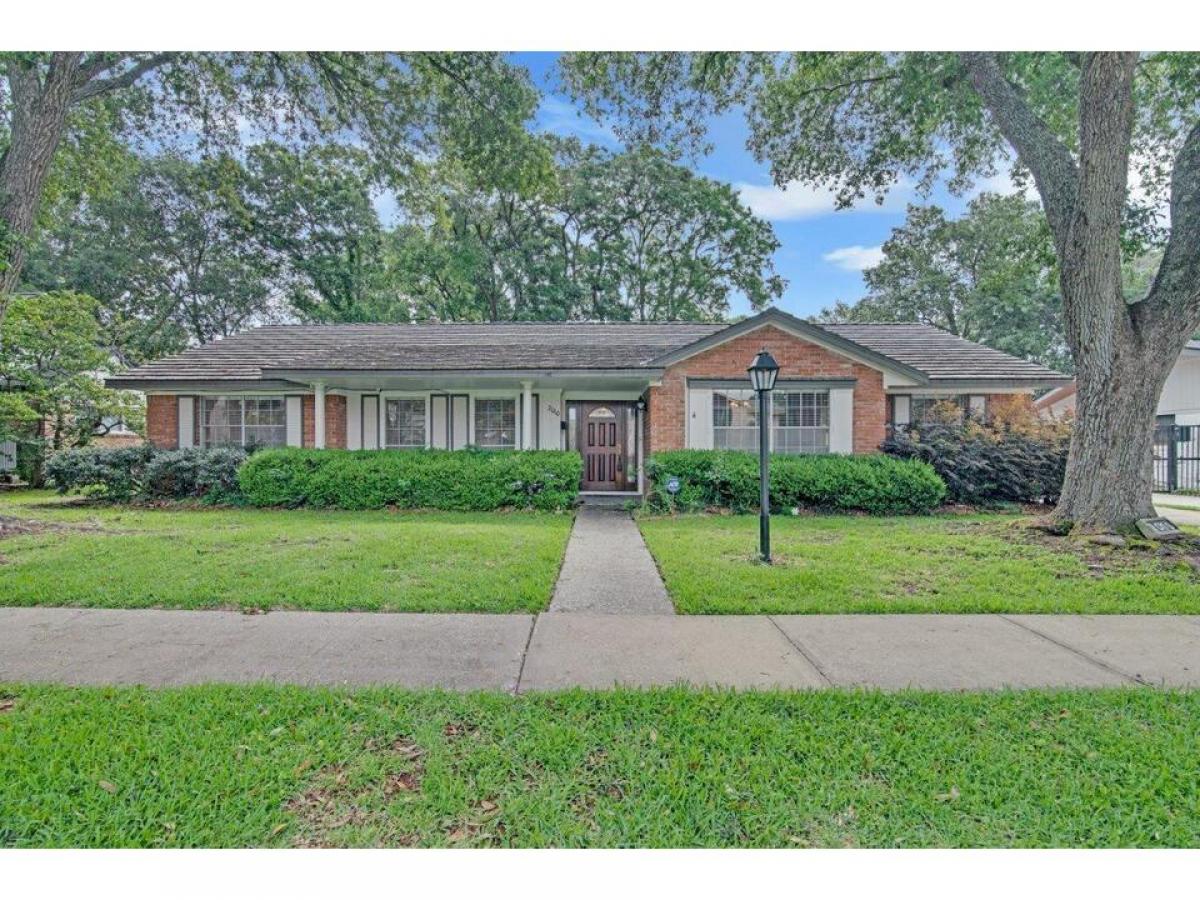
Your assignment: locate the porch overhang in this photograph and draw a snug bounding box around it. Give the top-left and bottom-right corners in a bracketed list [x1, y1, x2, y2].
[260, 367, 661, 394]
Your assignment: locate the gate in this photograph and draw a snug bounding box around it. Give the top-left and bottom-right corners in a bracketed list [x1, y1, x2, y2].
[1153, 424, 1200, 492]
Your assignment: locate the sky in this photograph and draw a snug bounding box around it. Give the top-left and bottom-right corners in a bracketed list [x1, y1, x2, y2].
[511, 52, 1013, 320]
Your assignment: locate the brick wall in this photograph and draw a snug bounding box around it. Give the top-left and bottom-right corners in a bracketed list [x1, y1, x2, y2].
[301, 393, 348, 449]
[646, 324, 888, 455]
[145, 395, 178, 449]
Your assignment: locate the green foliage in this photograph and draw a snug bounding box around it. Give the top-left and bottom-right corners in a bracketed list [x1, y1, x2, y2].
[0, 293, 143, 468]
[644, 450, 946, 515]
[882, 420, 1070, 505]
[238, 448, 582, 511]
[45, 445, 246, 502]
[817, 193, 1072, 373]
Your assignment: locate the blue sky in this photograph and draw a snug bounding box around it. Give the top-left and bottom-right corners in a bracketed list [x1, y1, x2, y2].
[513, 52, 1004, 319]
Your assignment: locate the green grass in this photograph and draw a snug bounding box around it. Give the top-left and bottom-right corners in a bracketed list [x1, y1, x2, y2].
[638, 513, 1200, 615]
[0, 490, 571, 613]
[1, 683, 1197, 847]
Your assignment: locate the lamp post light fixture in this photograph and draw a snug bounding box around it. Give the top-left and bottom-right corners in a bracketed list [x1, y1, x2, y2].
[747, 348, 779, 563]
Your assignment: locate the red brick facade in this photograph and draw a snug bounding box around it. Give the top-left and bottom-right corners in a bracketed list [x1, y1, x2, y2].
[145, 394, 179, 449]
[645, 324, 888, 455]
[301, 393, 348, 449]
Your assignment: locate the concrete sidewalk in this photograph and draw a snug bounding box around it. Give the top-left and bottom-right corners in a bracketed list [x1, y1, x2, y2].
[1155, 493, 1200, 527]
[3, 607, 1199, 691]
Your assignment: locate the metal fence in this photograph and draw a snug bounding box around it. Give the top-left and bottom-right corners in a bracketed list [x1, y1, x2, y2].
[1153, 424, 1200, 492]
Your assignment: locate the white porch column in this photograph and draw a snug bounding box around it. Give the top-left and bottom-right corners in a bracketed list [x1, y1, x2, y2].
[521, 380, 534, 450]
[313, 382, 326, 449]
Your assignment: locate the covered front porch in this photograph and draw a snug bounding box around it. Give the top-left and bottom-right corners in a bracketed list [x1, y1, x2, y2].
[271, 368, 652, 494]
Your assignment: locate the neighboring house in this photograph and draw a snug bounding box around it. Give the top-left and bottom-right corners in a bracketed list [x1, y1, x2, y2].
[107, 308, 1068, 494]
[1035, 341, 1200, 491]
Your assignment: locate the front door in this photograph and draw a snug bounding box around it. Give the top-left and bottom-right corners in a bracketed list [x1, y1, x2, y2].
[579, 402, 627, 491]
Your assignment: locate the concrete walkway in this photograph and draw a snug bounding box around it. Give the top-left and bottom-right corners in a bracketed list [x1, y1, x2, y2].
[1155, 493, 1200, 527]
[3, 607, 1199, 692]
[548, 506, 673, 614]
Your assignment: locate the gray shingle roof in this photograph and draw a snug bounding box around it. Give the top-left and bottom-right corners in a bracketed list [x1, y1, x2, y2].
[107, 318, 1067, 386]
[819, 323, 1065, 382]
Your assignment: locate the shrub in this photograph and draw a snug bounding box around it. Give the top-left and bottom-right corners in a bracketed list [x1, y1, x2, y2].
[238, 448, 582, 511]
[881, 418, 1070, 505]
[644, 450, 946, 515]
[46, 445, 247, 502]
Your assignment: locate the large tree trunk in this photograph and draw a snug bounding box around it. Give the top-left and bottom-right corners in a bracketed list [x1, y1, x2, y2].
[1055, 334, 1174, 529]
[0, 53, 81, 308]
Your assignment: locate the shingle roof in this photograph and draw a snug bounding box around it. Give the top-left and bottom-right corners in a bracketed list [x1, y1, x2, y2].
[819, 323, 1065, 382]
[107, 317, 1067, 386]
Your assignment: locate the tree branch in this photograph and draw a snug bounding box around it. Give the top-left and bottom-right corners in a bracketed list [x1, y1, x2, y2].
[959, 52, 1080, 251]
[71, 53, 175, 103]
[1143, 118, 1200, 336]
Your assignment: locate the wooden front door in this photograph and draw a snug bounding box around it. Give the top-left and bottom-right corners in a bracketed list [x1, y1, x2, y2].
[579, 402, 627, 491]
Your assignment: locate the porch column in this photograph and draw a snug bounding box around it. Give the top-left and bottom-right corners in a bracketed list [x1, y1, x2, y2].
[313, 382, 326, 449]
[521, 380, 534, 450]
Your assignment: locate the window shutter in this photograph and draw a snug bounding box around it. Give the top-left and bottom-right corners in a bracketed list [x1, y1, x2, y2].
[177, 396, 195, 448]
[285, 396, 303, 447]
[430, 395, 449, 449]
[829, 388, 854, 454]
[687, 388, 713, 449]
[361, 396, 379, 449]
[892, 395, 911, 427]
[345, 392, 362, 450]
[968, 395, 987, 420]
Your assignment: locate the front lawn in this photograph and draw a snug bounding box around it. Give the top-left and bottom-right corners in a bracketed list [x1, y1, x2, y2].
[1, 683, 1197, 847]
[0, 491, 571, 613]
[638, 513, 1200, 615]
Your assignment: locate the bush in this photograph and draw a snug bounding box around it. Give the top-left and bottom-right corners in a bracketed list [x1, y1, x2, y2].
[238, 448, 582, 511]
[644, 450, 946, 515]
[881, 419, 1070, 505]
[46, 445, 246, 502]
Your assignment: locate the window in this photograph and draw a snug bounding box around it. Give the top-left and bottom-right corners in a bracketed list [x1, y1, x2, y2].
[910, 395, 966, 424]
[772, 390, 829, 454]
[200, 396, 286, 448]
[712, 390, 759, 451]
[385, 398, 426, 448]
[474, 398, 516, 449]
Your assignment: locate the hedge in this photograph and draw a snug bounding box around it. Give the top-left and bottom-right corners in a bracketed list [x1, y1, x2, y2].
[237, 448, 582, 511]
[882, 420, 1069, 505]
[644, 450, 946, 515]
[46, 445, 247, 502]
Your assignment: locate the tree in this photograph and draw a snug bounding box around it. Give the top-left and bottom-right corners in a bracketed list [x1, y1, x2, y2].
[817, 193, 1071, 372]
[25, 153, 281, 355]
[0, 51, 546, 315]
[396, 141, 784, 322]
[0, 292, 143, 483]
[561, 51, 1200, 532]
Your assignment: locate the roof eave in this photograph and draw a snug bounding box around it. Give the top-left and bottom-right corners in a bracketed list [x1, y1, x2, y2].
[646, 308, 932, 385]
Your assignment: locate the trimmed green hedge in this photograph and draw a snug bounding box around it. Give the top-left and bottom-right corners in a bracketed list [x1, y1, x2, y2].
[237, 448, 582, 511]
[46, 445, 247, 502]
[644, 450, 946, 515]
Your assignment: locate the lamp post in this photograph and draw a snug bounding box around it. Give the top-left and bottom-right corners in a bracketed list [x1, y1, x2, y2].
[748, 349, 779, 563]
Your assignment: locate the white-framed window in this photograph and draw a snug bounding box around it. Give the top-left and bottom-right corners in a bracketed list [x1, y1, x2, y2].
[474, 398, 516, 449]
[772, 390, 830, 454]
[385, 397, 427, 448]
[200, 396, 287, 448]
[712, 390, 759, 451]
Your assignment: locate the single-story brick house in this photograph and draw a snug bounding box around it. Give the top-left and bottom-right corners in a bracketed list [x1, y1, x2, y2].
[108, 308, 1068, 494]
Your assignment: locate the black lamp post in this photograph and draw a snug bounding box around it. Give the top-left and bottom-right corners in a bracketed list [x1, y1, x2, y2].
[748, 348, 779, 563]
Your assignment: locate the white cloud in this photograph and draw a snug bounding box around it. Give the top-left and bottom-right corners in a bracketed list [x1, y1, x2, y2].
[735, 179, 911, 221]
[822, 244, 885, 272]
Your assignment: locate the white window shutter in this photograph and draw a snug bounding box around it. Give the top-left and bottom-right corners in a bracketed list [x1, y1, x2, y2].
[893, 395, 911, 427]
[430, 395, 449, 449]
[345, 393, 362, 450]
[968, 395, 987, 419]
[285, 396, 302, 447]
[829, 388, 854, 454]
[361, 396, 379, 449]
[177, 396, 195, 448]
[687, 388, 713, 449]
